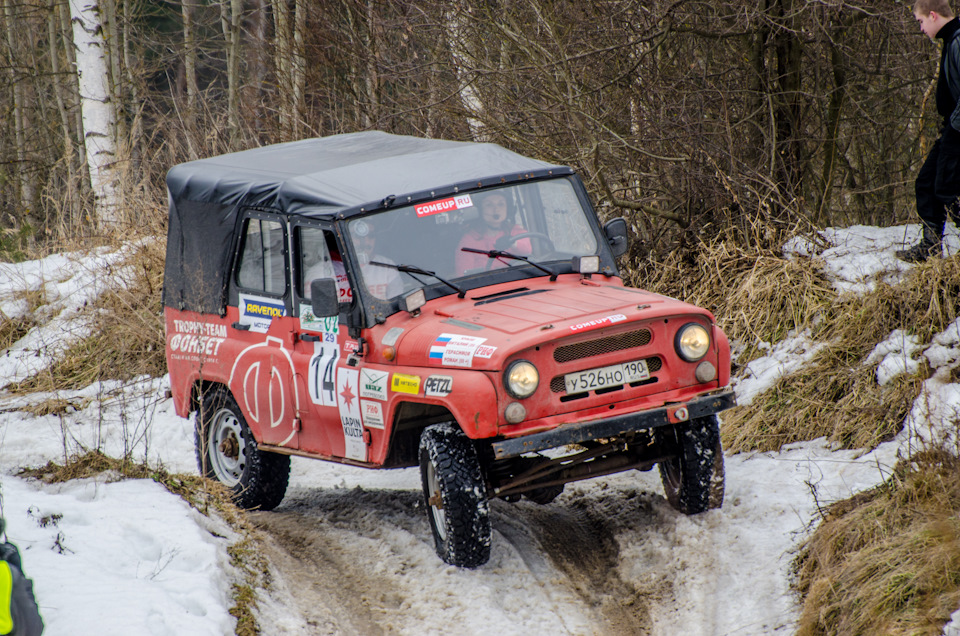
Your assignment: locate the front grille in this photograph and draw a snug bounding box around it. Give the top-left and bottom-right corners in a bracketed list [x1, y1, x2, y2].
[553, 328, 652, 363]
[550, 356, 663, 393]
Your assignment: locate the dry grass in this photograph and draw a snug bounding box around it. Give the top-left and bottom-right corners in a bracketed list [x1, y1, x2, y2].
[8, 237, 166, 393]
[795, 449, 960, 636]
[633, 236, 838, 364]
[722, 253, 960, 453]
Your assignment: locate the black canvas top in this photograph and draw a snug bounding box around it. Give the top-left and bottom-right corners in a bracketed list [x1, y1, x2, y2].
[165, 131, 564, 216]
[163, 131, 567, 313]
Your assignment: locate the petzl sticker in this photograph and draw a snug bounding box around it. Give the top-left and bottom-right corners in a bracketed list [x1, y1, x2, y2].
[359, 368, 389, 401]
[336, 368, 366, 461]
[424, 375, 453, 397]
[361, 400, 384, 429]
[391, 373, 421, 394]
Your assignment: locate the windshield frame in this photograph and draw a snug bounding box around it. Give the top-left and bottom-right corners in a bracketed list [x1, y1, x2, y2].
[332, 173, 619, 327]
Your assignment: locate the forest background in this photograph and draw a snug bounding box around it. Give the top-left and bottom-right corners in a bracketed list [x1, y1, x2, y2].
[0, 0, 935, 263]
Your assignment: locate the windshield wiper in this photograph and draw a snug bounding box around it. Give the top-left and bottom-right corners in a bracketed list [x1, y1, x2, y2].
[459, 247, 558, 281]
[369, 261, 467, 298]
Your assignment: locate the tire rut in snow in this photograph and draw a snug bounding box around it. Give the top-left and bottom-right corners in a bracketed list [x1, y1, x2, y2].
[249, 487, 425, 635]
[493, 489, 662, 636]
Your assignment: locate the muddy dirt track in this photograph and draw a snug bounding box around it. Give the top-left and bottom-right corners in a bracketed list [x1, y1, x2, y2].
[249, 473, 676, 635]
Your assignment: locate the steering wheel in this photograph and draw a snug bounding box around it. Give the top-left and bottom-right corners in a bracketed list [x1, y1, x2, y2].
[494, 232, 556, 255]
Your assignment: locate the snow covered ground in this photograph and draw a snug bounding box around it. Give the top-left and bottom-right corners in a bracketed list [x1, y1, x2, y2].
[0, 222, 958, 635]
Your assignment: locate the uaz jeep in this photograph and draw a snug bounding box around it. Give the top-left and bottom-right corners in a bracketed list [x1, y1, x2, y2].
[163, 132, 735, 567]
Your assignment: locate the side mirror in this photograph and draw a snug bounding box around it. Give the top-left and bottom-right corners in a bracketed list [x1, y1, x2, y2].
[603, 217, 629, 258]
[310, 279, 340, 317]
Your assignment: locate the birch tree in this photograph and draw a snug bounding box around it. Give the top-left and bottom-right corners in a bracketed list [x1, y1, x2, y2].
[69, 0, 120, 228]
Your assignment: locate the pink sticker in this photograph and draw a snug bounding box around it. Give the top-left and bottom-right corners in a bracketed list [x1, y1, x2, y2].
[415, 194, 473, 217]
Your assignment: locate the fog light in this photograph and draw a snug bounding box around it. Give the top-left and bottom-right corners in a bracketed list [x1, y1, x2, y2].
[695, 361, 716, 383]
[504, 402, 526, 424]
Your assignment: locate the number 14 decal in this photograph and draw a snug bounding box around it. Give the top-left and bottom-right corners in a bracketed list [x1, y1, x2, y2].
[308, 342, 340, 406]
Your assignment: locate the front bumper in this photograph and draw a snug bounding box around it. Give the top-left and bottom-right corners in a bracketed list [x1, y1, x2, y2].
[490, 388, 736, 459]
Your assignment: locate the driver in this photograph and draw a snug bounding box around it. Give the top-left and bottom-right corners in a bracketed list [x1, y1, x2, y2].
[455, 191, 531, 275]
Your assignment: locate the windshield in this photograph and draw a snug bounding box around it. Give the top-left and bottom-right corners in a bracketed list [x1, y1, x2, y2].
[345, 177, 599, 301]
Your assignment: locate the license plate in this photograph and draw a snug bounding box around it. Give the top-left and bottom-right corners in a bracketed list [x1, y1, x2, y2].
[564, 359, 650, 394]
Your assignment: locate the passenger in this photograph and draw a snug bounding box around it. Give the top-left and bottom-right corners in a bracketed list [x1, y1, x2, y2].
[455, 191, 531, 275]
[350, 220, 403, 300]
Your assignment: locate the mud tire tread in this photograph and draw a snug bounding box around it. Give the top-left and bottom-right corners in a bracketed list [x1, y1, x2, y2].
[658, 415, 725, 515]
[419, 423, 491, 568]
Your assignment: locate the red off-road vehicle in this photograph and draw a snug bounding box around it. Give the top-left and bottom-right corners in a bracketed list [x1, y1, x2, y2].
[163, 132, 735, 567]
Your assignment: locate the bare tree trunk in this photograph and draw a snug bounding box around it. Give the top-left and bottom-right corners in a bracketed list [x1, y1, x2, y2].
[293, 0, 306, 136]
[182, 0, 199, 158]
[362, 0, 378, 129]
[48, 0, 79, 226]
[444, 5, 485, 140]
[246, 0, 268, 140]
[69, 0, 120, 228]
[219, 0, 242, 147]
[272, 0, 292, 139]
[3, 0, 36, 218]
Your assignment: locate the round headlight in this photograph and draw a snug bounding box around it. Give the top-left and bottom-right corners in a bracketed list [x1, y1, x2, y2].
[504, 360, 539, 398]
[676, 323, 711, 361]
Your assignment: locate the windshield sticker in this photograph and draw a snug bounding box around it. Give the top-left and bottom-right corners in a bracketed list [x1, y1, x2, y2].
[336, 368, 366, 461]
[569, 314, 628, 333]
[424, 375, 453, 397]
[391, 373, 421, 394]
[414, 194, 473, 218]
[299, 304, 338, 337]
[359, 368, 389, 401]
[429, 333, 488, 367]
[308, 341, 340, 406]
[239, 294, 286, 333]
[361, 400, 384, 429]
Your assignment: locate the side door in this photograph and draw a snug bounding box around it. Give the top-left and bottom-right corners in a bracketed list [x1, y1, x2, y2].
[290, 221, 369, 462]
[224, 211, 300, 449]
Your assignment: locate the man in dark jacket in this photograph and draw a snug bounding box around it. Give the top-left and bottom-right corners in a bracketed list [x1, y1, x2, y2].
[898, 0, 960, 262]
[0, 521, 43, 636]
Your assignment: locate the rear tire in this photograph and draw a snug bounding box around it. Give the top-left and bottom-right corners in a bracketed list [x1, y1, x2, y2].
[419, 423, 491, 568]
[658, 415, 725, 514]
[195, 387, 290, 511]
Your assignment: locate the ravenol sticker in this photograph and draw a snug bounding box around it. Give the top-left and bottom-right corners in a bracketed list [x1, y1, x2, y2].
[429, 333, 487, 367]
[359, 368, 389, 401]
[239, 294, 286, 333]
[336, 368, 367, 461]
[361, 400, 385, 429]
[299, 303, 338, 338]
[569, 314, 628, 333]
[415, 194, 473, 218]
[391, 373, 421, 394]
[424, 375, 453, 397]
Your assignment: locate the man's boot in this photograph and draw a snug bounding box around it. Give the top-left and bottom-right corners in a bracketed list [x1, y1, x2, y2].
[895, 225, 942, 263]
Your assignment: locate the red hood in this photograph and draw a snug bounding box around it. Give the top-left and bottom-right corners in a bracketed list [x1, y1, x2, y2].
[389, 276, 713, 369]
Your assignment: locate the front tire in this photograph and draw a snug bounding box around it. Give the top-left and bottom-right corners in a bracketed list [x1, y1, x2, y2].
[195, 387, 290, 511]
[658, 415, 725, 514]
[419, 423, 491, 568]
